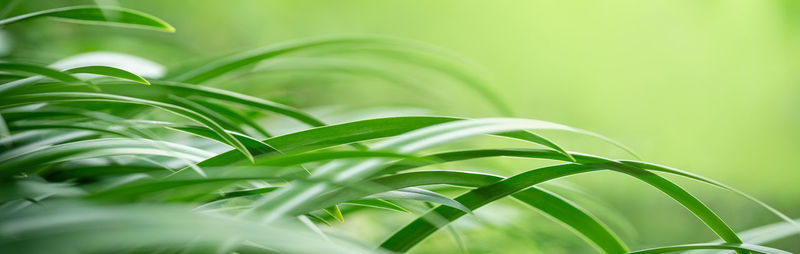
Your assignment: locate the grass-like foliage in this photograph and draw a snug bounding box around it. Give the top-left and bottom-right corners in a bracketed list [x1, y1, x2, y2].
[0, 4, 797, 254]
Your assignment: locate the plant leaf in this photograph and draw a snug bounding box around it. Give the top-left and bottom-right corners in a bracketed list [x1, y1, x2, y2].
[378, 161, 743, 253]
[626, 243, 790, 254]
[1, 92, 255, 162]
[344, 199, 409, 213]
[0, 5, 174, 32]
[251, 118, 631, 221]
[0, 62, 80, 82]
[369, 187, 470, 213]
[66, 65, 150, 85]
[0, 138, 213, 178]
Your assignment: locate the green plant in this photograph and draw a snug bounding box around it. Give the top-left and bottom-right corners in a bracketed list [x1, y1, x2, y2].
[0, 4, 797, 254]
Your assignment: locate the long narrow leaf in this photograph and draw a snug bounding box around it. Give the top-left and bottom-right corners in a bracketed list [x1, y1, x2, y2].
[0, 5, 174, 32]
[626, 243, 789, 254]
[66, 65, 150, 85]
[2, 92, 255, 162]
[0, 62, 80, 82]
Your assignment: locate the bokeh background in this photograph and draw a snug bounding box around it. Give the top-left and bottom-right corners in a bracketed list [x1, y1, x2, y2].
[4, 0, 799, 253]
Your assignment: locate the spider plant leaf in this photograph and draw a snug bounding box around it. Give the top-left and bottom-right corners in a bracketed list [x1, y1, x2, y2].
[252, 57, 436, 95]
[215, 187, 280, 201]
[175, 36, 514, 116]
[0, 72, 28, 80]
[168, 95, 247, 134]
[253, 118, 629, 221]
[626, 243, 790, 254]
[247, 150, 414, 167]
[173, 37, 374, 83]
[374, 165, 601, 253]
[2, 92, 255, 162]
[191, 115, 635, 170]
[511, 187, 629, 254]
[89, 151, 414, 201]
[684, 219, 800, 254]
[336, 169, 626, 253]
[170, 125, 277, 155]
[8, 121, 132, 137]
[188, 98, 271, 137]
[369, 187, 470, 213]
[0, 62, 80, 82]
[323, 206, 345, 222]
[0, 138, 213, 178]
[107, 81, 327, 127]
[1, 80, 327, 128]
[190, 116, 451, 168]
[384, 148, 793, 228]
[0, 201, 378, 253]
[88, 178, 274, 201]
[344, 199, 409, 213]
[65, 65, 150, 85]
[731, 218, 800, 245]
[378, 161, 742, 253]
[621, 160, 800, 232]
[0, 5, 175, 32]
[50, 52, 166, 79]
[318, 38, 515, 116]
[0, 112, 9, 147]
[296, 169, 624, 254]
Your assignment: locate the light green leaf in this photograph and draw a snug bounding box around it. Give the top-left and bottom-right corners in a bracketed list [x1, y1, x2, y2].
[626, 243, 790, 254]
[0, 5, 174, 32]
[369, 187, 470, 213]
[66, 65, 150, 85]
[1, 92, 255, 162]
[0, 62, 80, 82]
[377, 160, 743, 253]
[344, 199, 409, 213]
[0, 138, 213, 178]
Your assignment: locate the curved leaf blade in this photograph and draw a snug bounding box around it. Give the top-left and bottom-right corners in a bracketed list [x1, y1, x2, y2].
[0, 62, 79, 82]
[66, 65, 150, 85]
[0, 5, 175, 32]
[2, 92, 255, 162]
[627, 243, 790, 254]
[379, 161, 743, 253]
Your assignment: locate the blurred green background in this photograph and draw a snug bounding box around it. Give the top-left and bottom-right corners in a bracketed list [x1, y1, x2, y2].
[4, 0, 799, 252]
